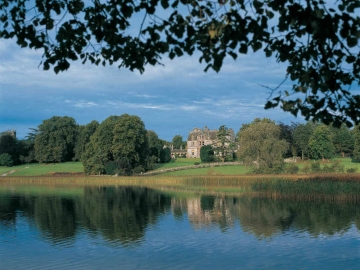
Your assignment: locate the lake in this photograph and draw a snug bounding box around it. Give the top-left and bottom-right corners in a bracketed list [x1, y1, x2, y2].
[0, 183, 359, 269]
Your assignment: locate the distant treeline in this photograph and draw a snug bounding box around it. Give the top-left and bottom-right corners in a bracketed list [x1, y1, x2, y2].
[1, 116, 360, 175]
[0, 115, 174, 175]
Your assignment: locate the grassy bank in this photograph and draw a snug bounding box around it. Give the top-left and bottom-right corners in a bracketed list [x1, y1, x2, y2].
[0, 162, 84, 176]
[3, 174, 360, 201]
[1, 158, 360, 177]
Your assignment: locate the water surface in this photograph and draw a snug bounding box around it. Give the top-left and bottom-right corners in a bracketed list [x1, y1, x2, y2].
[0, 184, 359, 269]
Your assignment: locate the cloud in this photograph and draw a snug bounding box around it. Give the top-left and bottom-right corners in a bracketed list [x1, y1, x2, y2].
[74, 101, 99, 108]
[0, 38, 308, 141]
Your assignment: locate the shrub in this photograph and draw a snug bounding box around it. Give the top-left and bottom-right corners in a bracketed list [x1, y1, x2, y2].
[0, 153, 13, 167]
[321, 164, 331, 173]
[160, 147, 171, 163]
[252, 164, 284, 174]
[149, 147, 159, 159]
[329, 160, 345, 173]
[285, 163, 300, 174]
[302, 165, 311, 174]
[311, 162, 321, 173]
[132, 165, 145, 174]
[194, 162, 200, 165]
[104, 159, 132, 176]
[104, 161, 118, 175]
[200, 145, 214, 162]
[346, 167, 358, 173]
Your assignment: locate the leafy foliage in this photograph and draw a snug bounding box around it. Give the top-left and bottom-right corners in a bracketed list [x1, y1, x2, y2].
[331, 124, 354, 157]
[351, 125, 360, 162]
[74, 120, 99, 161]
[104, 159, 132, 176]
[293, 122, 317, 161]
[34, 116, 78, 163]
[82, 114, 148, 175]
[213, 125, 233, 162]
[0, 153, 13, 167]
[159, 147, 171, 163]
[237, 118, 288, 170]
[285, 163, 300, 174]
[172, 135, 184, 149]
[1, 1, 359, 125]
[308, 125, 335, 160]
[200, 144, 214, 162]
[147, 130, 163, 158]
[0, 133, 18, 163]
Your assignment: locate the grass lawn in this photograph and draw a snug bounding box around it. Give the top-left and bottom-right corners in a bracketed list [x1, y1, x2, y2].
[154, 158, 201, 170]
[0, 162, 84, 176]
[294, 158, 360, 171]
[1, 158, 360, 177]
[161, 164, 251, 176]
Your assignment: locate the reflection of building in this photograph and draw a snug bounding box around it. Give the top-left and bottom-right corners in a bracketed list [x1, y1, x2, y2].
[186, 126, 235, 158]
[171, 197, 234, 230]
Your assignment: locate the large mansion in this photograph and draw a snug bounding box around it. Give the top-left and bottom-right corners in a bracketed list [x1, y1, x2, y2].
[186, 126, 235, 158]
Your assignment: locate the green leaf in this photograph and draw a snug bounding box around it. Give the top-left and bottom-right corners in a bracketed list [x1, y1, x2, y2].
[346, 37, 358, 47]
[54, 66, 60, 74]
[161, 0, 170, 9]
[239, 43, 247, 54]
[228, 51, 237, 60]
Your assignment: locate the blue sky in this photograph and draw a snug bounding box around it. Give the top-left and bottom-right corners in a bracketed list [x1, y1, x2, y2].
[0, 38, 305, 141]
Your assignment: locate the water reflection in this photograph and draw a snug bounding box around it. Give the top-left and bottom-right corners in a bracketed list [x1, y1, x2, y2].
[1, 186, 360, 245]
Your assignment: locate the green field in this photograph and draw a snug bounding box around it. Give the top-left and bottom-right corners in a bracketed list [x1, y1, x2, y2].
[160, 165, 251, 176]
[1, 158, 360, 177]
[154, 158, 201, 170]
[0, 162, 84, 176]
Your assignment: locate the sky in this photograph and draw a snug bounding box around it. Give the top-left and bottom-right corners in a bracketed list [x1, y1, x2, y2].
[0, 37, 305, 141]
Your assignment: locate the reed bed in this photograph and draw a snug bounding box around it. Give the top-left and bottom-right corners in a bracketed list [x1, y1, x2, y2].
[2, 173, 360, 201]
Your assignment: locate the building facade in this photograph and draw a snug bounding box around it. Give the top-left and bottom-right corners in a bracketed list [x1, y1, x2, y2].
[186, 126, 235, 158]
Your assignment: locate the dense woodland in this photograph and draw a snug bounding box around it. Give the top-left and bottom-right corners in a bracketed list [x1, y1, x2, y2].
[1, 114, 360, 175]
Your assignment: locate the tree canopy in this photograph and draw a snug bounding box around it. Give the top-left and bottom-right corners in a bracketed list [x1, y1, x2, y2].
[34, 116, 78, 163]
[237, 118, 288, 172]
[308, 124, 335, 160]
[82, 114, 149, 175]
[1, 1, 359, 126]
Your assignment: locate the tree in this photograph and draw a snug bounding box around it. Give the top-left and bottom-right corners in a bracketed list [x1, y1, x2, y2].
[213, 125, 233, 162]
[293, 122, 317, 161]
[0, 133, 18, 163]
[0, 153, 13, 167]
[351, 126, 360, 162]
[237, 118, 288, 172]
[308, 125, 335, 160]
[331, 124, 354, 158]
[200, 145, 214, 162]
[159, 147, 171, 163]
[1, 1, 359, 126]
[82, 114, 149, 175]
[21, 128, 39, 164]
[278, 122, 298, 158]
[34, 116, 78, 163]
[112, 114, 148, 171]
[73, 120, 99, 161]
[172, 135, 184, 149]
[146, 130, 163, 159]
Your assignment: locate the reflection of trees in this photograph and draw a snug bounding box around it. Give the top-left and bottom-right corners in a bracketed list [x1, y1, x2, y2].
[33, 197, 77, 242]
[2, 187, 360, 244]
[171, 195, 360, 238]
[0, 194, 20, 227]
[0, 187, 171, 246]
[76, 187, 171, 245]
